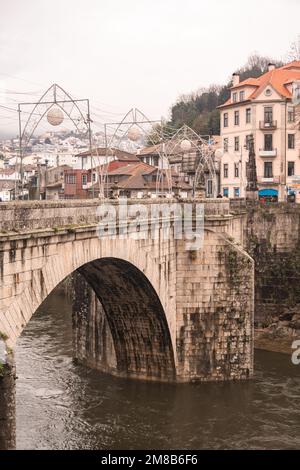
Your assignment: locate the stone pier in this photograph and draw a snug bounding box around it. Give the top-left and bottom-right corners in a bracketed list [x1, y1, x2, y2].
[0, 348, 16, 450]
[72, 272, 117, 376]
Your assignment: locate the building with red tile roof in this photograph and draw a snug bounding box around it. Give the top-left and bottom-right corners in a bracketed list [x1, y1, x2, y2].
[90, 161, 192, 198]
[217, 61, 300, 201]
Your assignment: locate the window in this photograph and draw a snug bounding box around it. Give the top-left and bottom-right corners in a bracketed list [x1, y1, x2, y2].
[233, 92, 237, 102]
[234, 110, 240, 126]
[264, 162, 273, 178]
[223, 163, 228, 178]
[223, 187, 229, 197]
[234, 163, 239, 178]
[234, 187, 240, 197]
[82, 174, 87, 186]
[288, 134, 295, 149]
[288, 107, 295, 123]
[246, 108, 251, 124]
[234, 136, 240, 152]
[223, 113, 228, 127]
[65, 174, 76, 184]
[207, 179, 213, 195]
[92, 173, 96, 182]
[288, 161, 295, 176]
[264, 106, 273, 123]
[223, 138, 229, 152]
[264, 134, 273, 151]
[239, 91, 245, 101]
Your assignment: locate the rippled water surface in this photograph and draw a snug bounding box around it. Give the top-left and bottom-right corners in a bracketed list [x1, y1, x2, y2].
[16, 290, 300, 449]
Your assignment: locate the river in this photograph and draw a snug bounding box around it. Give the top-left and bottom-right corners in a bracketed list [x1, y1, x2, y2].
[15, 289, 300, 450]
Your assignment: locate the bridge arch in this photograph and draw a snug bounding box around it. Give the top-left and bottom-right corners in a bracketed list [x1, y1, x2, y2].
[1, 235, 176, 381]
[75, 257, 176, 380]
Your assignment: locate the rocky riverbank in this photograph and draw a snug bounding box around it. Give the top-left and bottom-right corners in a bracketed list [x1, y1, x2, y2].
[255, 330, 293, 354]
[254, 305, 300, 354]
[255, 307, 300, 354]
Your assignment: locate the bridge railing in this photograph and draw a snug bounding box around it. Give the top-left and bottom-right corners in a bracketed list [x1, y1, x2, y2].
[0, 198, 231, 233]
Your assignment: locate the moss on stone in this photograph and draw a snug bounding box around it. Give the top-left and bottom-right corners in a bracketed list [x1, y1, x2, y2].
[0, 332, 8, 341]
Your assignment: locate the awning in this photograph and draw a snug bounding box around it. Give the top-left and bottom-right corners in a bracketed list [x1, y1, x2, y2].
[258, 189, 278, 197]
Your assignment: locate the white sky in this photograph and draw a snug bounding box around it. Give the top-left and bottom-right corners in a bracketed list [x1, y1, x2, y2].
[0, 0, 299, 136]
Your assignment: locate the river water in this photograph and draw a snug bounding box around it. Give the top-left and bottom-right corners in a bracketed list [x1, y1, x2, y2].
[15, 290, 300, 450]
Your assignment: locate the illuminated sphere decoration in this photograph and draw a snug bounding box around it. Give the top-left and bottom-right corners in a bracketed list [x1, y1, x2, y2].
[47, 107, 64, 126]
[214, 148, 224, 160]
[127, 126, 141, 141]
[180, 139, 192, 152]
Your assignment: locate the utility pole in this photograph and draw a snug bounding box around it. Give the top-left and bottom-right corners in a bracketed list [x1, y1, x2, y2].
[18, 104, 23, 200]
[87, 99, 95, 199]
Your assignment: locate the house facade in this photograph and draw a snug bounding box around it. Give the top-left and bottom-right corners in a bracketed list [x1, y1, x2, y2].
[0, 180, 15, 202]
[218, 61, 300, 201]
[90, 162, 192, 199]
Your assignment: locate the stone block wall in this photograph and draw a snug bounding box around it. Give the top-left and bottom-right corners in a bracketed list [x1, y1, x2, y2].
[0, 198, 231, 232]
[243, 202, 300, 331]
[0, 351, 16, 450]
[175, 230, 254, 382]
[72, 272, 117, 375]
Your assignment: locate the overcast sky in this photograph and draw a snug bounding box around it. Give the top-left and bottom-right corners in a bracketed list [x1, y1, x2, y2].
[0, 0, 299, 136]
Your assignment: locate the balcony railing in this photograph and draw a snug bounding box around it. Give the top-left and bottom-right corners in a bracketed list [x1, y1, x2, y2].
[259, 120, 277, 130]
[259, 148, 277, 157]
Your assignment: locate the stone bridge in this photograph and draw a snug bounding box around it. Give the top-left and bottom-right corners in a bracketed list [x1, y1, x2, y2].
[0, 198, 254, 449]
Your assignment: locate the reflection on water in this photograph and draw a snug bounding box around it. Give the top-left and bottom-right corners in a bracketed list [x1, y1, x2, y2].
[16, 290, 300, 450]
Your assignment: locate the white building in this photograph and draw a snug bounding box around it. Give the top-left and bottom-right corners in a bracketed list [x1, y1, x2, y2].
[0, 180, 15, 201]
[218, 61, 300, 201]
[0, 168, 19, 181]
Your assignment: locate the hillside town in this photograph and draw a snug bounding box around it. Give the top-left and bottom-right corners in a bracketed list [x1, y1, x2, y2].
[1, 61, 300, 205]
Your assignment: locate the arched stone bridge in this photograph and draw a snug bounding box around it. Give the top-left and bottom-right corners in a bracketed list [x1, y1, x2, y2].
[0, 198, 254, 449]
[0, 198, 253, 383]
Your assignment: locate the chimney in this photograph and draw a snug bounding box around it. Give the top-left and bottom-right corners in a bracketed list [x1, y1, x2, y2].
[232, 73, 240, 87]
[268, 63, 275, 72]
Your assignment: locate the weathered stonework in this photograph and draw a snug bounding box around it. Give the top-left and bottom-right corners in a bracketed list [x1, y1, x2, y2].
[227, 199, 300, 352]
[0, 352, 16, 450]
[240, 201, 300, 330]
[175, 231, 253, 381]
[72, 272, 117, 376]
[0, 199, 254, 382]
[0, 199, 255, 448]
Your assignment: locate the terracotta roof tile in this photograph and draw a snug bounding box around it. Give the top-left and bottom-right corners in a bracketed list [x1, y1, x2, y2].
[230, 78, 259, 89]
[219, 61, 300, 108]
[76, 147, 139, 161]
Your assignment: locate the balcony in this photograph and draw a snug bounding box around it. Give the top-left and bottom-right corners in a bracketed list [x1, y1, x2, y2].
[259, 148, 277, 157]
[259, 120, 277, 130]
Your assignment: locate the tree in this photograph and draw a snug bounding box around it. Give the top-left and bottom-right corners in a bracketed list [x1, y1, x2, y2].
[167, 53, 283, 136]
[146, 122, 169, 146]
[234, 53, 283, 80]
